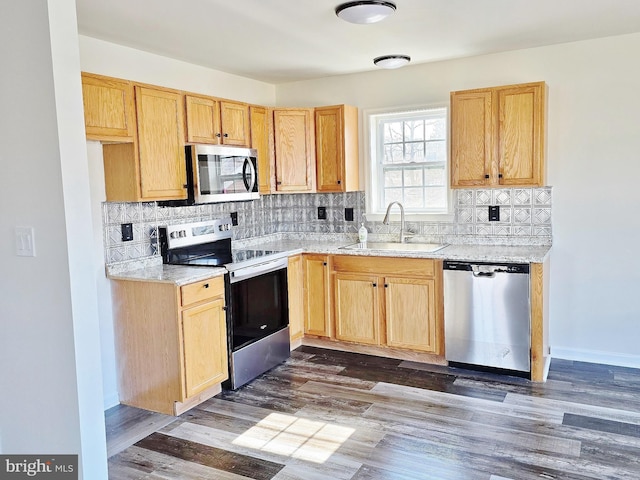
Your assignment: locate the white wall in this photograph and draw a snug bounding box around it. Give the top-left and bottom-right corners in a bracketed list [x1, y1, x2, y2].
[79, 35, 276, 106]
[276, 33, 640, 367]
[0, 0, 107, 478]
[78, 38, 277, 408]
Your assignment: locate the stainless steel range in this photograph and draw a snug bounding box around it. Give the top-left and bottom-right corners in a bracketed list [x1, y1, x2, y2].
[159, 217, 290, 389]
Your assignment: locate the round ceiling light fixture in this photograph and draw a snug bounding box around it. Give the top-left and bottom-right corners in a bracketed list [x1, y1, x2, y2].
[373, 54, 411, 69]
[335, 1, 397, 24]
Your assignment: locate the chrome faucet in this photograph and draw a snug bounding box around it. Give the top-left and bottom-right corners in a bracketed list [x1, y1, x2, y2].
[382, 201, 413, 243]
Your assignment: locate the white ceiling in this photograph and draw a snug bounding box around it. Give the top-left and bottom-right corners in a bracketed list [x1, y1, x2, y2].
[75, 0, 640, 84]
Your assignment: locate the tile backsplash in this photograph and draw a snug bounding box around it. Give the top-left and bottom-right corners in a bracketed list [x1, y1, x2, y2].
[102, 187, 552, 265]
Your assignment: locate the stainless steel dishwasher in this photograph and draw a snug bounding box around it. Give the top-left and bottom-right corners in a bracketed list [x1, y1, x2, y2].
[443, 261, 531, 373]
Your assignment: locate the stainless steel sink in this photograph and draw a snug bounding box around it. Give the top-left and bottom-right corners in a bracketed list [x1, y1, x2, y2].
[340, 242, 449, 253]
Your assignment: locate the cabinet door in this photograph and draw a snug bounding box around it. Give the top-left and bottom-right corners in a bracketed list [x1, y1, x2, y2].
[250, 106, 272, 193]
[303, 254, 330, 336]
[287, 254, 305, 342]
[450, 90, 493, 187]
[135, 86, 187, 200]
[495, 83, 545, 186]
[185, 95, 221, 144]
[315, 105, 359, 192]
[334, 273, 380, 345]
[182, 298, 228, 398]
[81, 73, 135, 142]
[273, 109, 315, 192]
[385, 277, 437, 352]
[220, 101, 250, 146]
[315, 106, 344, 192]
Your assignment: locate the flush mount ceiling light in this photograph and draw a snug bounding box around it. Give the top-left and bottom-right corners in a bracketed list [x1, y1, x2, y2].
[373, 54, 411, 69]
[335, 1, 397, 24]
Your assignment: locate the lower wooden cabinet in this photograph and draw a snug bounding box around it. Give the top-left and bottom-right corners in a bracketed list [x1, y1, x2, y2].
[287, 254, 305, 342]
[385, 276, 438, 352]
[182, 297, 228, 397]
[332, 255, 443, 354]
[303, 254, 331, 337]
[334, 272, 380, 345]
[111, 275, 228, 415]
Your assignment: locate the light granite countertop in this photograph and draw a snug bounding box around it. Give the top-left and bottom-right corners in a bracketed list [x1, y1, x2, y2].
[106, 234, 551, 284]
[238, 237, 551, 264]
[107, 262, 226, 286]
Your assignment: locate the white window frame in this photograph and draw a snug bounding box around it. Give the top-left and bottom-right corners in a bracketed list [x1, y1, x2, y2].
[364, 104, 453, 222]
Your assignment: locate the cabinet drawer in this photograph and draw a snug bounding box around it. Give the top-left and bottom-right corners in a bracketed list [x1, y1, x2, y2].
[181, 277, 224, 307]
[332, 255, 436, 277]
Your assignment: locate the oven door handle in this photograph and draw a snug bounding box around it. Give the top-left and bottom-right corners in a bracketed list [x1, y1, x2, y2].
[228, 257, 288, 284]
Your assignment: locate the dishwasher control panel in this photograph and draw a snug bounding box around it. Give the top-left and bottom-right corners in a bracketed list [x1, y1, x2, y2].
[443, 260, 529, 274]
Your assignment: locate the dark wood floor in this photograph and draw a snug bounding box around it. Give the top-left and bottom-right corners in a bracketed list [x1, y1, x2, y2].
[107, 346, 640, 479]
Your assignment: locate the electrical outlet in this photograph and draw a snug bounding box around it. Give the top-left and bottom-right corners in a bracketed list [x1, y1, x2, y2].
[489, 205, 500, 222]
[230, 212, 238, 226]
[121, 223, 133, 241]
[318, 206, 327, 220]
[345, 207, 354, 221]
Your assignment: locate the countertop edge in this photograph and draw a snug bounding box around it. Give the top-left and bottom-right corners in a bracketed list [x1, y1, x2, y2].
[106, 242, 551, 284]
[107, 264, 227, 286]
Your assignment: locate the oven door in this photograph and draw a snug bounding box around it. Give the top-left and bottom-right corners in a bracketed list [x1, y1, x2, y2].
[193, 144, 259, 203]
[227, 258, 289, 351]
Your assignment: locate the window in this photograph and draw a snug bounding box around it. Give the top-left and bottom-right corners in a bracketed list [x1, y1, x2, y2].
[368, 107, 449, 216]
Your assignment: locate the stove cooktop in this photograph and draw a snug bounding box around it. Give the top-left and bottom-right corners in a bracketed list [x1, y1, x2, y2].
[159, 219, 289, 271]
[165, 248, 289, 270]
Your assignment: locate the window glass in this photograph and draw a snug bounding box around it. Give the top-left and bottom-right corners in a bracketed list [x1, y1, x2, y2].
[370, 107, 449, 215]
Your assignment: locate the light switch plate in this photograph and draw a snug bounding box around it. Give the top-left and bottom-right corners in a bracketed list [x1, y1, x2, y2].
[15, 226, 36, 257]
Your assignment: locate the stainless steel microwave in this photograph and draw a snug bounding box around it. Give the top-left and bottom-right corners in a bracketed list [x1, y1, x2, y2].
[187, 144, 259, 204]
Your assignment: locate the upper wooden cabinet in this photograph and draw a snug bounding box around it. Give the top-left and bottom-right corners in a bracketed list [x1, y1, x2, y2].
[81, 72, 136, 142]
[315, 105, 359, 192]
[102, 85, 187, 202]
[220, 101, 250, 146]
[450, 81, 546, 188]
[135, 86, 187, 200]
[184, 95, 220, 144]
[250, 106, 272, 194]
[273, 108, 316, 192]
[185, 95, 249, 147]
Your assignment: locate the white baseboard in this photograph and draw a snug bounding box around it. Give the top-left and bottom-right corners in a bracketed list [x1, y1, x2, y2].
[552, 346, 640, 369]
[103, 392, 120, 411]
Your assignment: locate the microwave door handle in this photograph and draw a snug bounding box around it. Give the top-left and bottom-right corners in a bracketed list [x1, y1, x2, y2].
[242, 157, 257, 192]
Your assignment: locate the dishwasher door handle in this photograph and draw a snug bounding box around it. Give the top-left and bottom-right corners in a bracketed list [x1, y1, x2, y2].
[472, 271, 495, 278]
[471, 265, 499, 277]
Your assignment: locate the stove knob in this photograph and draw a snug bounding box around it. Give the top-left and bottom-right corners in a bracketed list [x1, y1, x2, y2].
[179, 230, 186, 238]
[169, 232, 177, 239]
